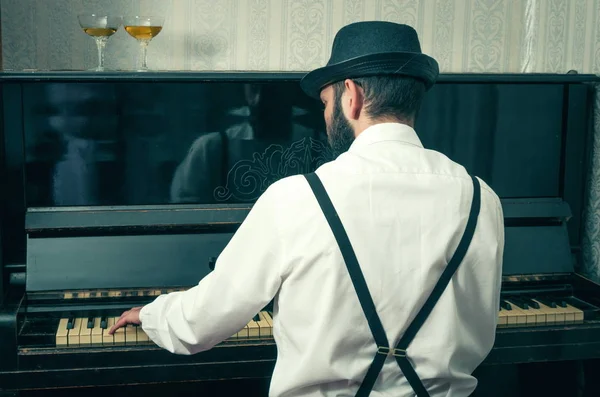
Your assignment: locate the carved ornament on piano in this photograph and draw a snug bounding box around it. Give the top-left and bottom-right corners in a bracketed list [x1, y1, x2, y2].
[214, 137, 333, 202]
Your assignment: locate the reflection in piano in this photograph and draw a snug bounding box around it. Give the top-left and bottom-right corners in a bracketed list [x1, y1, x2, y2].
[2, 71, 600, 396]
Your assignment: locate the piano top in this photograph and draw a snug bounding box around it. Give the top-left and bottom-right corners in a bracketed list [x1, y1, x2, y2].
[0, 70, 599, 83]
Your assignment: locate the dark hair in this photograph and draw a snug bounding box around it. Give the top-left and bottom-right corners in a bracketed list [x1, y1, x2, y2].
[333, 75, 425, 122]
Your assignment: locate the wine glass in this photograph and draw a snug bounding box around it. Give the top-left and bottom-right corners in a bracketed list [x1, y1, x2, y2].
[78, 14, 121, 71]
[123, 16, 164, 71]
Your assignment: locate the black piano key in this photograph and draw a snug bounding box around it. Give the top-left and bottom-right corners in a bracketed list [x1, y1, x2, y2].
[87, 317, 94, 329]
[535, 297, 557, 308]
[518, 297, 532, 309]
[100, 316, 108, 329]
[500, 300, 512, 310]
[101, 291, 109, 298]
[557, 299, 568, 308]
[508, 297, 529, 310]
[522, 298, 540, 309]
[66, 317, 75, 330]
[543, 296, 568, 308]
[253, 314, 260, 322]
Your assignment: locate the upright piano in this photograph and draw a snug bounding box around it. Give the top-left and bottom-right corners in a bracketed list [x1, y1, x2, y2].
[1, 71, 600, 396]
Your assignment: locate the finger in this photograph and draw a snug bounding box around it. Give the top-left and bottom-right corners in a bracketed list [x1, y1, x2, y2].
[109, 318, 126, 335]
[109, 316, 129, 335]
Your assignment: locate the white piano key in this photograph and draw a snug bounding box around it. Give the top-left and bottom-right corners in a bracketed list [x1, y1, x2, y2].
[91, 317, 103, 346]
[102, 317, 115, 346]
[79, 317, 93, 346]
[256, 312, 272, 337]
[56, 318, 69, 347]
[68, 318, 83, 347]
[125, 324, 137, 345]
[136, 325, 150, 343]
[112, 317, 126, 346]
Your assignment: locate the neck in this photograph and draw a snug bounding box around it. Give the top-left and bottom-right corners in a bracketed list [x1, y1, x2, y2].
[353, 117, 414, 138]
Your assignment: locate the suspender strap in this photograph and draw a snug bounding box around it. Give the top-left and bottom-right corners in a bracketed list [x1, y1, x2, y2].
[304, 173, 481, 397]
[395, 175, 481, 351]
[304, 172, 389, 397]
[392, 175, 481, 396]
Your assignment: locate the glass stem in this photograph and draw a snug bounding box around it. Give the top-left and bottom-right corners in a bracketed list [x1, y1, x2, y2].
[140, 41, 150, 70]
[95, 38, 107, 71]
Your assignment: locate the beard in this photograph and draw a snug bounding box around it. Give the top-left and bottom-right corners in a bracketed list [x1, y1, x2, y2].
[326, 96, 356, 158]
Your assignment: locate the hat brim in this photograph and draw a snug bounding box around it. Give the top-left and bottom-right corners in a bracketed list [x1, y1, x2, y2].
[300, 52, 439, 99]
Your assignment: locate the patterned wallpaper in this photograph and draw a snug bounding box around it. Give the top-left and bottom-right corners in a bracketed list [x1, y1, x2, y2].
[2, 0, 600, 73]
[583, 89, 600, 281]
[2, 0, 600, 280]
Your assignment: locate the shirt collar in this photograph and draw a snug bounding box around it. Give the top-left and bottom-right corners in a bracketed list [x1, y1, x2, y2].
[348, 122, 423, 152]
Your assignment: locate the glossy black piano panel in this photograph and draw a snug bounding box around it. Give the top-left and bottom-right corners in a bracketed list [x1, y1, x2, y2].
[22, 81, 327, 207]
[26, 232, 232, 291]
[19, 81, 566, 209]
[418, 83, 565, 198]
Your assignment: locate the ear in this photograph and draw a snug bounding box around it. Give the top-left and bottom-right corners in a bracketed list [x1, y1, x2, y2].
[343, 79, 364, 121]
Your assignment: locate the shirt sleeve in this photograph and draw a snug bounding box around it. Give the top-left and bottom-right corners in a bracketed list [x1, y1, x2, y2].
[139, 184, 285, 355]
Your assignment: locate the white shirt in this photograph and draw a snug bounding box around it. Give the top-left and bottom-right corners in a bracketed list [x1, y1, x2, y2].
[140, 122, 505, 397]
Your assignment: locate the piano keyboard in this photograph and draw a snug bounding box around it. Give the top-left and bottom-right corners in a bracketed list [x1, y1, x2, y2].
[55, 297, 583, 348]
[498, 297, 584, 327]
[55, 311, 274, 348]
[55, 316, 151, 347]
[232, 311, 274, 339]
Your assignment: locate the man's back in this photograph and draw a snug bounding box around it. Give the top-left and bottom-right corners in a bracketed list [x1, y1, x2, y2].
[267, 123, 504, 397]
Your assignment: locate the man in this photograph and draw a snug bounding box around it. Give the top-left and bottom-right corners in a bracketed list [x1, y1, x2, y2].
[170, 83, 318, 204]
[110, 21, 504, 396]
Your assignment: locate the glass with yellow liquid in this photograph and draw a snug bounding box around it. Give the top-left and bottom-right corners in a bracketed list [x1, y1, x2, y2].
[78, 14, 121, 71]
[123, 16, 164, 71]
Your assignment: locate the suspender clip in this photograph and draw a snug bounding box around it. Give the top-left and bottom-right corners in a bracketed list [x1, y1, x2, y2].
[377, 346, 406, 358]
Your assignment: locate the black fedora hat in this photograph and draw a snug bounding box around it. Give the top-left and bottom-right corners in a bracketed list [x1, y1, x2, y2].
[300, 21, 439, 99]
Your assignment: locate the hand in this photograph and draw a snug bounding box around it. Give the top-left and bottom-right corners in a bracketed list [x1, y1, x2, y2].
[109, 306, 143, 335]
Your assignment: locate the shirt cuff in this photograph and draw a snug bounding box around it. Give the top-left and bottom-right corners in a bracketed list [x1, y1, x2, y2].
[140, 299, 162, 344]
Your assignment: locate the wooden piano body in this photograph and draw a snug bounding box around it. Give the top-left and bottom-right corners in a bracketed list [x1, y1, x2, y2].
[1, 71, 600, 394]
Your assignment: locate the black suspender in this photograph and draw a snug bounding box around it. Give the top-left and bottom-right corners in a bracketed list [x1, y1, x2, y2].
[304, 172, 481, 397]
[304, 172, 392, 396]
